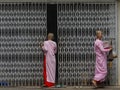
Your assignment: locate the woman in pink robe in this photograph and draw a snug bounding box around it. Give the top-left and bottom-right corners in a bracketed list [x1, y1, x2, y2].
[92, 31, 112, 88]
[41, 33, 57, 87]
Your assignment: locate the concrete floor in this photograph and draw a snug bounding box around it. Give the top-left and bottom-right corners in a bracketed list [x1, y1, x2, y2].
[0, 86, 120, 90]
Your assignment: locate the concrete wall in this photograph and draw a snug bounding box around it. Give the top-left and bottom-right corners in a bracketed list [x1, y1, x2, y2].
[117, 0, 120, 86]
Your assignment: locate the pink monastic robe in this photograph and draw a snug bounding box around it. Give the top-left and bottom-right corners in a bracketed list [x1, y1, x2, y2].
[93, 39, 110, 82]
[42, 40, 57, 87]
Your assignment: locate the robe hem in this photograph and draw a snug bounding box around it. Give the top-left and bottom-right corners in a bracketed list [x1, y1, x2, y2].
[43, 55, 55, 87]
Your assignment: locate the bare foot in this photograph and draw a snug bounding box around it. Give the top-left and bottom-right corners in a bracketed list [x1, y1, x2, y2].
[92, 80, 97, 88]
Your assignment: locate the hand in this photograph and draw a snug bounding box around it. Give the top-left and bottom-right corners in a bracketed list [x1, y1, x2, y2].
[40, 43, 44, 48]
[109, 47, 113, 51]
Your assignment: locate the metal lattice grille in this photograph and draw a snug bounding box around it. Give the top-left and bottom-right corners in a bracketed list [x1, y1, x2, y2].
[57, 3, 117, 86]
[0, 3, 47, 86]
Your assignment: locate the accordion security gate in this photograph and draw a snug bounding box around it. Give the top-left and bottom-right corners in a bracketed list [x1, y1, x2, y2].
[0, 2, 118, 87]
[57, 3, 117, 86]
[0, 3, 47, 86]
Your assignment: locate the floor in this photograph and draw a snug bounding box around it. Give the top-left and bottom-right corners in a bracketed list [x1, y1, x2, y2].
[0, 86, 120, 90]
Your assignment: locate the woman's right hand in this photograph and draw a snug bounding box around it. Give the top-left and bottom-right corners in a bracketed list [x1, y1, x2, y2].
[40, 43, 44, 48]
[109, 47, 113, 51]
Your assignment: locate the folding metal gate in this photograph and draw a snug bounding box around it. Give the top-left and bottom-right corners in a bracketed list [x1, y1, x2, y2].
[0, 1, 118, 87]
[57, 3, 117, 86]
[0, 3, 47, 86]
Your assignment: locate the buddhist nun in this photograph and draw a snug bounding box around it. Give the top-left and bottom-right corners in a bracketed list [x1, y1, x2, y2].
[92, 30, 112, 88]
[41, 33, 57, 87]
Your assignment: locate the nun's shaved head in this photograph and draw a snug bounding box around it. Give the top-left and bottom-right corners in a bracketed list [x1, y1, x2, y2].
[96, 30, 102, 36]
[48, 33, 54, 40]
[96, 30, 102, 39]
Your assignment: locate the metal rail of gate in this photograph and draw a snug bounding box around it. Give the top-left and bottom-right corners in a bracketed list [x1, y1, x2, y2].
[0, 3, 47, 86]
[57, 3, 117, 86]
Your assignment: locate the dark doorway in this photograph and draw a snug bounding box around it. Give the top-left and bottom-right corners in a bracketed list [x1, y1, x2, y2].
[47, 4, 58, 84]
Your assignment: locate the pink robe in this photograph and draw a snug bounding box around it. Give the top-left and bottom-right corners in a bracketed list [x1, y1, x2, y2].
[42, 40, 57, 87]
[93, 39, 110, 82]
